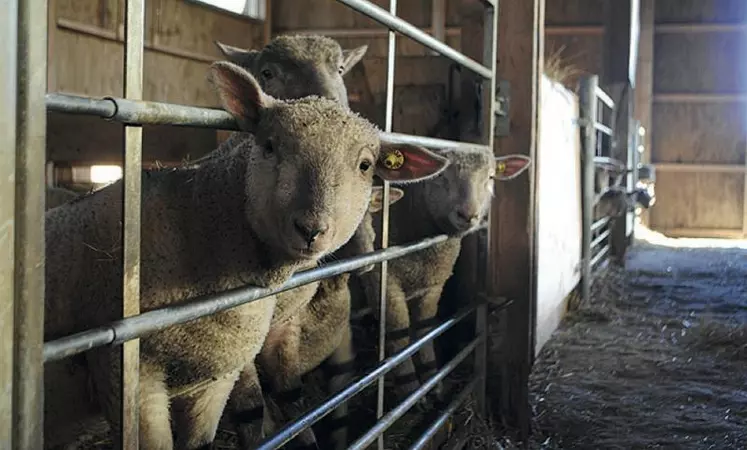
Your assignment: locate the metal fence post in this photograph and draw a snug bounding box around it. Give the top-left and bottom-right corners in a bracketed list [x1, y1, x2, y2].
[579, 75, 598, 306]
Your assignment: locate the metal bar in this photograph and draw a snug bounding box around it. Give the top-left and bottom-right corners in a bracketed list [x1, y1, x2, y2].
[595, 86, 615, 109]
[13, 0, 47, 445]
[120, 0, 144, 447]
[408, 378, 478, 450]
[0, 1, 18, 447]
[348, 337, 480, 450]
[254, 305, 477, 450]
[44, 234, 453, 362]
[653, 163, 746, 174]
[590, 243, 610, 268]
[46, 94, 490, 152]
[594, 156, 627, 173]
[429, 0, 446, 56]
[590, 228, 611, 249]
[655, 22, 747, 34]
[334, 0, 493, 79]
[653, 93, 747, 103]
[594, 122, 614, 137]
[580, 76, 598, 308]
[376, 1, 397, 447]
[591, 217, 610, 233]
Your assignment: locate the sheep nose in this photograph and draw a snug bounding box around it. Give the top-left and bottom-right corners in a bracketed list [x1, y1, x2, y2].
[293, 217, 329, 245]
[456, 208, 478, 223]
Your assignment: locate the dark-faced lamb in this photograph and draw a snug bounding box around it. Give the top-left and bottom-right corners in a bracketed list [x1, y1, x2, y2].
[43, 61, 449, 450]
[595, 185, 653, 220]
[356, 148, 531, 405]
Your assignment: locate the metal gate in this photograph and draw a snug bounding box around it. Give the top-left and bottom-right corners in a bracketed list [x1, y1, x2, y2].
[4, 0, 500, 448]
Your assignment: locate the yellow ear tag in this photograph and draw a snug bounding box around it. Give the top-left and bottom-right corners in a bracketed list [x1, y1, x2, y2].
[496, 161, 507, 173]
[383, 149, 405, 170]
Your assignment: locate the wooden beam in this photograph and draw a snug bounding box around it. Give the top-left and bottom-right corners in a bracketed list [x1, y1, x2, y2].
[634, 0, 654, 228]
[493, 0, 543, 440]
[430, 0, 446, 56]
[653, 163, 746, 174]
[545, 25, 603, 35]
[653, 93, 747, 103]
[655, 22, 747, 34]
[263, 0, 272, 45]
[275, 27, 462, 38]
[658, 228, 745, 239]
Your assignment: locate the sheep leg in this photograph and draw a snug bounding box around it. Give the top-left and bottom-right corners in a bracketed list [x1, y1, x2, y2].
[228, 363, 272, 449]
[321, 323, 356, 450]
[409, 287, 445, 404]
[171, 371, 240, 450]
[260, 323, 319, 450]
[88, 350, 173, 450]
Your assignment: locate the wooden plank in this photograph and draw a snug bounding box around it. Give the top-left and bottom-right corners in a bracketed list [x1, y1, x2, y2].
[659, 228, 745, 239]
[654, 0, 747, 24]
[545, 0, 604, 26]
[545, 25, 603, 35]
[656, 22, 747, 33]
[650, 172, 744, 229]
[654, 32, 747, 94]
[654, 163, 746, 173]
[654, 93, 747, 102]
[493, 0, 543, 439]
[652, 102, 746, 165]
[634, 0, 654, 227]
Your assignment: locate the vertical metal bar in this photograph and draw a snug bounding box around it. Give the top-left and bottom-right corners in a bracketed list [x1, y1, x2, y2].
[0, 1, 19, 447]
[474, 0, 499, 417]
[13, 0, 48, 446]
[579, 75, 598, 307]
[376, 2, 397, 449]
[121, 0, 144, 448]
[429, 0, 445, 56]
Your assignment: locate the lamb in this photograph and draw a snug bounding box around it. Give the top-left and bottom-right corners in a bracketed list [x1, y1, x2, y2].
[250, 186, 405, 450]
[595, 185, 652, 220]
[356, 148, 531, 405]
[43, 61, 449, 450]
[45, 186, 79, 210]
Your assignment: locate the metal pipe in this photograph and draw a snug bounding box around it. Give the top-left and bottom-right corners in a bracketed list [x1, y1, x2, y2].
[590, 228, 611, 249]
[14, 0, 47, 446]
[45, 93, 490, 152]
[591, 216, 610, 233]
[348, 337, 480, 450]
[595, 85, 615, 109]
[594, 122, 614, 137]
[580, 76, 599, 307]
[0, 1, 18, 447]
[254, 305, 477, 450]
[408, 378, 479, 450]
[120, 0, 145, 447]
[335, 0, 492, 79]
[594, 156, 627, 173]
[376, 1, 397, 446]
[590, 243, 610, 268]
[44, 234, 452, 362]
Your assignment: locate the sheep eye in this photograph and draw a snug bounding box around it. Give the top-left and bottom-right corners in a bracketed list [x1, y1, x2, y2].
[359, 159, 372, 173]
[261, 69, 273, 79]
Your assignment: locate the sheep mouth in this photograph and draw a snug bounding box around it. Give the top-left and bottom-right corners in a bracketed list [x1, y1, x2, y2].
[286, 245, 328, 261]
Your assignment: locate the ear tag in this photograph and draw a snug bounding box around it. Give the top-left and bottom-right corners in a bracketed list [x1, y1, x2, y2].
[496, 161, 507, 174]
[382, 149, 405, 170]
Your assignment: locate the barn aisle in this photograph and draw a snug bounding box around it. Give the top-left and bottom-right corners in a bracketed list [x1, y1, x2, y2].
[529, 227, 747, 449]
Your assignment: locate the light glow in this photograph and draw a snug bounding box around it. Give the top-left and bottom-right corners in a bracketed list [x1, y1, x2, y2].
[90, 165, 123, 184]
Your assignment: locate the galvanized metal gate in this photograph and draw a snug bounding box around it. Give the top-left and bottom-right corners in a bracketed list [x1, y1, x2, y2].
[3, 0, 500, 448]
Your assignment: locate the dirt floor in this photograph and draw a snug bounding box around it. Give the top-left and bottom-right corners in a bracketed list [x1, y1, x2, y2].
[528, 227, 747, 449]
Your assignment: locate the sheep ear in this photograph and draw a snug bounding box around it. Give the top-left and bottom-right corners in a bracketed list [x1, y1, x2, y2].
[341, 45, 368, 75]
[215, 41, 260, 70]
[375, 144, 449, 184]
[208, 61, 273, 133]
[369, 186, 405, 213]
[494, 154, 532, 180]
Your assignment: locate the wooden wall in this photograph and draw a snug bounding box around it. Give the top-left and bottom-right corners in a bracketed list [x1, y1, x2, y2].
[648, 0, 747, 238]
[271, 0, 462, 139]
[47, 0, 264, 165]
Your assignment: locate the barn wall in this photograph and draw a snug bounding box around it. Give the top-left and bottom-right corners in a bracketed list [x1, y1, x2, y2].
[47, 0, 264, 165]
[535, 75, 582, 353]
[649, 0, 747, 237]
[271, 0, 461, 138]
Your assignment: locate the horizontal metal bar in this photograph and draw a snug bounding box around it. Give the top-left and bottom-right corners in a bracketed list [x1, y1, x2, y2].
[594, 156, 627, 173]
[653, 93, 747, 103]
[591, 217, 610, 233]
[590, 228, 611, 249]
[254, 305, 477, 450]
[348, 337, 480, 450]
[46, 93, 487, 152]
[594, 122, 613, 136]
[335, 0, 492, 79]
[590, 243, 610, 268]
[408, 377, 478, 450]
[653, 163, 746, 174]
[44, 234, 452, 362]
[595, 86, 615, 108]
[655, 22, 747, 34]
